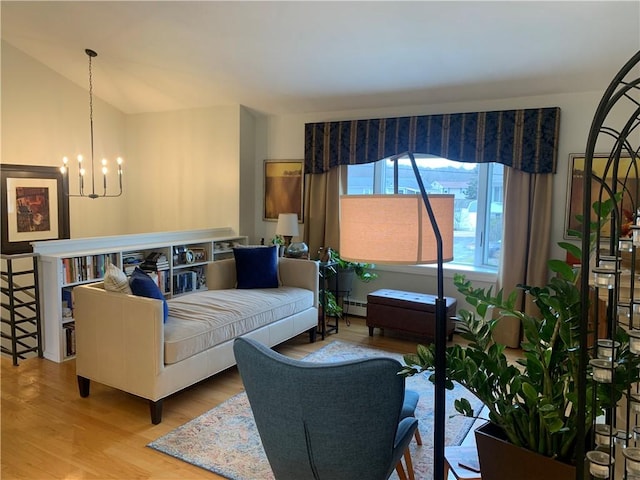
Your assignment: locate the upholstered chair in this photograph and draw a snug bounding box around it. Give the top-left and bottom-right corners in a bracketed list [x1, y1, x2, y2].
[233, 337, 418, 480]
[402, 389, 423, 446]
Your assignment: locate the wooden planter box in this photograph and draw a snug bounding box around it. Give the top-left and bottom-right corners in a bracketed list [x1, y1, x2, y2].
[475, 422, 577, 480]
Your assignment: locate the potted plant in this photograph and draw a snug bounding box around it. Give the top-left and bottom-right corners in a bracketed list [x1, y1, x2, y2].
[319, 249, 378, 318]
[400, 199, 640, 479]
[327, 249, 378, 292]
[271, 235, 285, 257]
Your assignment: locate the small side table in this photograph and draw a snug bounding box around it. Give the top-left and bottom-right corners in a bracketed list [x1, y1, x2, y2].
[444, 446, 481, 480]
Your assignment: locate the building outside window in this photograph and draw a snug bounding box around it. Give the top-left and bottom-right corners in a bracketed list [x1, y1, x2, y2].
[346, 156, 503, 269]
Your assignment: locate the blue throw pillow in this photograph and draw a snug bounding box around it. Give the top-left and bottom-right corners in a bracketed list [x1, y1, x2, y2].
[233, 246, 279, 289]
[129, 267, 169, 323]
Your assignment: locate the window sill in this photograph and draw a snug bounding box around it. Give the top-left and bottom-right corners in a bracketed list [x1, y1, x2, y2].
[374, 263, 498, 284]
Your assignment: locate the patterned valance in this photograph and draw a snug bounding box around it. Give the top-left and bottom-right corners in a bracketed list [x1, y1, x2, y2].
[304, 107, 561, 174]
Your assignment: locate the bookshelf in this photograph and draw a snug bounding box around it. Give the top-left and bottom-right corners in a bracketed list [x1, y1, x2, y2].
[33, 228, 247, 362]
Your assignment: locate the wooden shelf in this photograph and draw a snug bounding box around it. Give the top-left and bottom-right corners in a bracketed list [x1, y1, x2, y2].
[33, 228, 247, 362]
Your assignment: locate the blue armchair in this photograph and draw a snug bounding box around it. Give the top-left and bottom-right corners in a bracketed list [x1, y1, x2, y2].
[233, 337, 418, 480]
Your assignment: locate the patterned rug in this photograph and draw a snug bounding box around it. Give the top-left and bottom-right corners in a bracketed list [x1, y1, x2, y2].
[148, 340, 483, 480]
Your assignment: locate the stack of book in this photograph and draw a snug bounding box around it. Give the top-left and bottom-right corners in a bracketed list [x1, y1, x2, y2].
[123, 252, 145, 275]
[141, 252, 169, 272]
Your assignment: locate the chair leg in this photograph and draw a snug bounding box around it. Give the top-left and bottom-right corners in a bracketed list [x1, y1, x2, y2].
[414, 427, 423, 446]
[404, 448, 416, 480]
[395, 462, 408, 480]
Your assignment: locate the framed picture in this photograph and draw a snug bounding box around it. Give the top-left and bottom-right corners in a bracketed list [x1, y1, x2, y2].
[263, 159, 304, 222]
[565, 153, 637, 239]
[1, 164, 70, 254]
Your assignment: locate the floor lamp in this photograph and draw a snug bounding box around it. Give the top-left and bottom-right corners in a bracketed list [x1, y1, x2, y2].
[339, 152, 454, 480]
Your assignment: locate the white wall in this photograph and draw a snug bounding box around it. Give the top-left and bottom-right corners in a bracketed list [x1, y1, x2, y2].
[3, 42, 245, 239]
[2, 41, 129, 238]
[239, 107, 266, 244]
[125, 106, 242, 234]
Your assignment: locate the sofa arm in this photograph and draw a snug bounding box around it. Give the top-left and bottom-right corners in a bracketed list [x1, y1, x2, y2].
[279, 258, 319, 307]
[74, 282, 165, 400]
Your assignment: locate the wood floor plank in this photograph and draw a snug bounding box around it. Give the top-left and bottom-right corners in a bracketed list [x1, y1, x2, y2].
[1, 316, 521, 479]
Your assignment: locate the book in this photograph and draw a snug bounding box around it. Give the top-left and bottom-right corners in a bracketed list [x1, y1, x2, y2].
[62, 289, 74, 318]
[141, 251, 170, 272]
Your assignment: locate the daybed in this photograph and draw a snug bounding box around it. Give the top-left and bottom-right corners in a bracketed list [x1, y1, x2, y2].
[73, 255, 319, 424]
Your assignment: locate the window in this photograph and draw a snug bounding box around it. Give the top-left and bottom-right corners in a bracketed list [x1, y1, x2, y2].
[346, 156, 503, 269]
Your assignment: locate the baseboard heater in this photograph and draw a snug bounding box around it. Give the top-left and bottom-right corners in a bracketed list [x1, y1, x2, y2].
[343, 298, 367, 317]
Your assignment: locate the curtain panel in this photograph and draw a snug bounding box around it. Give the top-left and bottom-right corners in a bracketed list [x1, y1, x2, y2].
[304, 107, 560, 174]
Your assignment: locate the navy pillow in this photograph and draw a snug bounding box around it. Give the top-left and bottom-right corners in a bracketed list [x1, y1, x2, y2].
[233, 246, 279, 289]
[129, 267, 169, 323]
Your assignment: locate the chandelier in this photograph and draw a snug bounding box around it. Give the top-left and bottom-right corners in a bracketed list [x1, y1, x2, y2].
[61, 49, 123, 199]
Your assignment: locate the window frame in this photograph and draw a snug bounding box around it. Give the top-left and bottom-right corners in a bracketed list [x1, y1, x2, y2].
[345, 157, 502, 271]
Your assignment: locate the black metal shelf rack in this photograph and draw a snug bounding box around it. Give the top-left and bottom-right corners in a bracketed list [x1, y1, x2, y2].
[1, 253, 43, 365]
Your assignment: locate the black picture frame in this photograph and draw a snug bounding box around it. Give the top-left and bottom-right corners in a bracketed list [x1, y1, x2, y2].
[1, 164, 70, 254]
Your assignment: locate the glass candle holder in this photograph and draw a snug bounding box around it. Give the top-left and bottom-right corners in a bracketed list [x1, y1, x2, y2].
[587, 450, 613, 478]
[623, 447, 640, 475]
[619, 304, 631, 322]
[595, 423, 613, 446]
[634, 425, 640, 441]
[591, 268, 618, 289]
[597, 339, 621, 360]
[620, 238, 634, 252]
[632, 225, 640, 246]
[590, 359, 615, 383]
[599, 256, 621, 270]
[629, 329, 640, 355]
[619, 304, 631, 323]
[616, 429, 632, 446]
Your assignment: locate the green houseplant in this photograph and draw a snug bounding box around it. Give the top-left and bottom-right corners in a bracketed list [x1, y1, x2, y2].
[320, 249, 378, 318]
[400, 197, 640, 473]
[328, 249, 379, 284]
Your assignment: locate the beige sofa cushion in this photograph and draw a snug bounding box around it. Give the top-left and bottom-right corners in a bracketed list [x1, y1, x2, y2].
[164, 286, 314, 364]
[103, 263, 132, 294]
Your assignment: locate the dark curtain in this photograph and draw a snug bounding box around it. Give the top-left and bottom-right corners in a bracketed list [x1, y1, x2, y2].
[304, 107, 560, 174]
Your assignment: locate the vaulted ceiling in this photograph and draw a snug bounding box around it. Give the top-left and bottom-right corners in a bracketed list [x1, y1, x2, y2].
[2, 1, 639, 115]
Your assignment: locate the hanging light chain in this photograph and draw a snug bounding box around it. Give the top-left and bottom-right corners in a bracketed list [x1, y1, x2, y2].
[87, 49, 96, 196]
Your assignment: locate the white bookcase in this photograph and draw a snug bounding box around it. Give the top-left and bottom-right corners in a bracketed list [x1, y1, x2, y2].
[33, 228, 247, 363]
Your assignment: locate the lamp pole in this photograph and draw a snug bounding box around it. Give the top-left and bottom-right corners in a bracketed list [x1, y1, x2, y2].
[391, 151, 446, 480]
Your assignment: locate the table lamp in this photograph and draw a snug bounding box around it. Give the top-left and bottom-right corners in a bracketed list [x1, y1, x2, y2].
[275, 213, 299, 248]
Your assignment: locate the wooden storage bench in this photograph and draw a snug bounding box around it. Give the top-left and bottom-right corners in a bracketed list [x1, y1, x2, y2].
[366, 289, 457, 341]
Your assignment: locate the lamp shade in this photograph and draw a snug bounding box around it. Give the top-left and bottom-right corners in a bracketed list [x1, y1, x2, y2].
[339, 194, 454, 264]
[276, 213, 299, 237]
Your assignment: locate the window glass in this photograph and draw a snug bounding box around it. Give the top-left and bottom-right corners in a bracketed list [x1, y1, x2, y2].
[346, 156, 503, 269]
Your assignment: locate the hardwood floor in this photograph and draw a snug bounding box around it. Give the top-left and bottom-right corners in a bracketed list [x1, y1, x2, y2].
[1, 316, 521, 479]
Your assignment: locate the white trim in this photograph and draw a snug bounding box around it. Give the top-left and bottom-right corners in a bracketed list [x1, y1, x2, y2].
[31, 228, 237, 256]
[374, 263, 497, 284]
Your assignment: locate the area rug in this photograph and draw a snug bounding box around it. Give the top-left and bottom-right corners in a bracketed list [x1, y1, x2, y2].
[148, 341, 484, 480]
